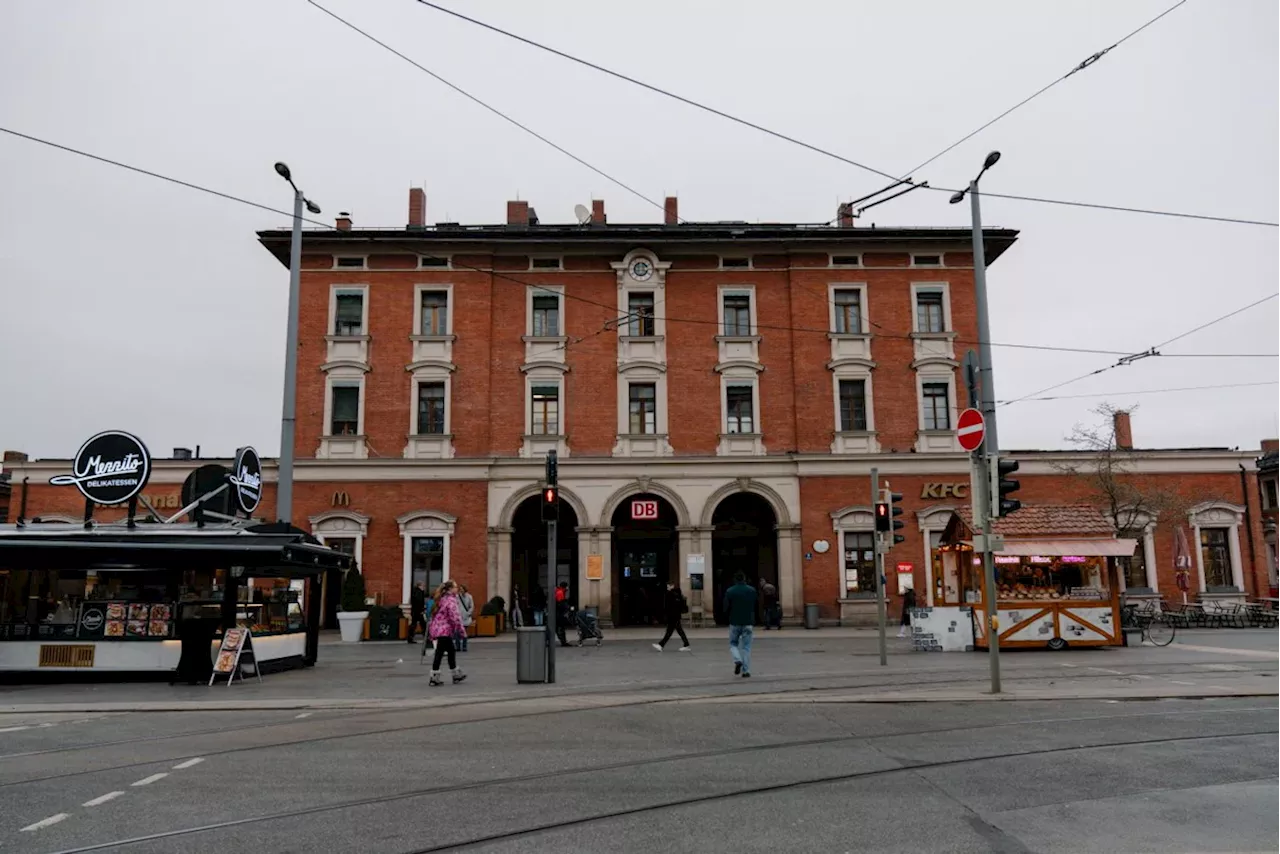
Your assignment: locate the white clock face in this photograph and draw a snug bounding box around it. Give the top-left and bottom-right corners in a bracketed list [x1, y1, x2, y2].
[630, 259, 653, 281]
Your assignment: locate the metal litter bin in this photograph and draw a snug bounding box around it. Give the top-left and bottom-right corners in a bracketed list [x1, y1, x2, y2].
[516, 626, 548, 683]
[804, 603, 821, 630]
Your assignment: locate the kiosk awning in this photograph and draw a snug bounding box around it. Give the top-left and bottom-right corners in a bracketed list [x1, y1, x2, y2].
[962, 538, 1137, 557]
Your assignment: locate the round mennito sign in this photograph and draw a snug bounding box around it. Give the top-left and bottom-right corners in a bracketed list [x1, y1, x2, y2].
[231, 446, 263, 514]
[80, 607, 105, 633]
[50, 430, 152, 506]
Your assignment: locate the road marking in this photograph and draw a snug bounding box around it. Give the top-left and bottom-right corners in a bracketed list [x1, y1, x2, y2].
[1170, 680, 1195, 686]
[294, 712, 313, 719]
[1172, 643, 1278, 659]
[1089, 667, 1123, 675]
[37, 722, 56, 728]
[1132, 675, 1153, 680]
[172, 757, 204, 770]
[0, 725, 32, 733]
[83, 791, 124, 807]
[1060, 663, 1077, 668]
[131, 773, 168, 787]
[1101, 699, 1120, 704]
[1209, 685, 1234, 691]
[21, 813, 70, 832]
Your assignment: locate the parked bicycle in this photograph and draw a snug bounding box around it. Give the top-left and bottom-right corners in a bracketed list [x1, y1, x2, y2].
[1120, 602, 1175, 647]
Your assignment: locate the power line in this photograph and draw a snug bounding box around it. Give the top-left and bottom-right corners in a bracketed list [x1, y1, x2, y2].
[901, 0, 1189, 176]
[1001, 380, 1277, 403]
[411, 0, 1276, 229]
[1154, 292, 1279, 349]
[305, 0, 672, 221]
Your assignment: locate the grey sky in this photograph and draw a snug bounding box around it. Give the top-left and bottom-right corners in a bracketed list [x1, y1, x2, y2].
[1, 0, 1276, 461]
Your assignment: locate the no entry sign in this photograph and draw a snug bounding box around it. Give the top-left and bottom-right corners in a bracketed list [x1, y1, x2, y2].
[956, 408, 986, 452]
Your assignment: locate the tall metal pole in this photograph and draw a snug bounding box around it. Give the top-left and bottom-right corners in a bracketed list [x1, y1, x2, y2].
[871, 467, 886, 667]
[546, 519, 557, 683]
[277, 188, 304, 526]
[970, 179, 1001, 693]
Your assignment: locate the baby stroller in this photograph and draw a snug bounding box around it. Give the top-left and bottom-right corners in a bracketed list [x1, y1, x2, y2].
[572, 608, 603, 646]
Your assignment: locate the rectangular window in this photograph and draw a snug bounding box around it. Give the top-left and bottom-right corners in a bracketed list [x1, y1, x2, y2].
[531, 257, 562, 270]
[532, 294, 560, 337]
[1118, 543, 1148, 589]
[720, 256, 751, 269]
[420, 291, 448, 336]
[831, 254, 861, 267]
[922, 382, 951, 431]
[722, 294, 752, 336]
[326, 537, 356, 557]
[1200, 527, 1233, 588]
[912, 254, 941, 267]
[833, 289, 862, 334]
[416, 382, 446, 435]
[838, 380, 868, 432]
[411, 537, 445, 591]
[419, 255, 449, 268]
[628, 383, 657, 434]
[844, 532, 875, 596]
[334, 256, 365, 268]
[725, 385, 755, 434]
[334, 291, 364, 336]
[916, 290, 945, 333]
[1263, 479, 1278, 511]
[531, 385, 560, 435]
[627, 292, 655, 337]
[330, 385, 360, 436]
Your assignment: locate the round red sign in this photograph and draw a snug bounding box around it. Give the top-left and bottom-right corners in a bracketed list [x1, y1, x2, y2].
[956, 408, 986, 452]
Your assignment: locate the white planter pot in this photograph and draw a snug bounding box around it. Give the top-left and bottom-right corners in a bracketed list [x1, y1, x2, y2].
[337, 611, 369, 643]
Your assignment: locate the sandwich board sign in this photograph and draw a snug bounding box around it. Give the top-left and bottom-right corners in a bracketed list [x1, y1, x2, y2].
[209, 627, 262, 686]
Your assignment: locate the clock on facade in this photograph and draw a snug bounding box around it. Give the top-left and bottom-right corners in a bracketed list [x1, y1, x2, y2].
[629, 259, 653, 281]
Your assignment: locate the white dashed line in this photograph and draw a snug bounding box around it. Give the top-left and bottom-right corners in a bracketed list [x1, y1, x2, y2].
[294, 712, 313, 719]
[0, 725, 32, 733]
[173, 757, 205, 770]
[83, 791, 125, 807]
[37, 722, 56, 728]
[21, 813, 70, 832]
[1132, 675, 1153, 680]
[1089, 667, 1123, 675]
[1060, 663, 1077, 668]
[1171, 680, 1195, 686]
[131, 773, 168, 787]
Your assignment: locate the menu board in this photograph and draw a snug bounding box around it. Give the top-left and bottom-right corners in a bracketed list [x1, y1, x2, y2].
[82, 602, 174, 640]
[210, 627, 260, 686]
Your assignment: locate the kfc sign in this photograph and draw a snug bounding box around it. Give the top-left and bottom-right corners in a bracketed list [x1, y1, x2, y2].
[631, 499, 659, 521]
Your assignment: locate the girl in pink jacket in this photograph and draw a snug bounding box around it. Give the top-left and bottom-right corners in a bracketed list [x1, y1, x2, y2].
[427, 580, 468, 686]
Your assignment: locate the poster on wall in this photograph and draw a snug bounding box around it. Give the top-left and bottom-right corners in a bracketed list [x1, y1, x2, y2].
[686, 554, 705, 577]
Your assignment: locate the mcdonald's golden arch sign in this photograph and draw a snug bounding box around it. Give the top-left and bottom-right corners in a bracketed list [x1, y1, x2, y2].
[331, 491, 350, 507]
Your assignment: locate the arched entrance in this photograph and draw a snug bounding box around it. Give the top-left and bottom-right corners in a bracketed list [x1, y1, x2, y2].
[711, 493, 779, 625]
[511, 495, 580, 621]
[610, 494, 679, 627]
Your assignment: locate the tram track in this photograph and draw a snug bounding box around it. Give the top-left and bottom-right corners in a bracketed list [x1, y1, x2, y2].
[35, 726, 1278, 854]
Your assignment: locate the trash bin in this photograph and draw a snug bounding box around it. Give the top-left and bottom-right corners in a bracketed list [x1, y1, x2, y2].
[516, 626, 548, 683]
[804, 603, 821, 630]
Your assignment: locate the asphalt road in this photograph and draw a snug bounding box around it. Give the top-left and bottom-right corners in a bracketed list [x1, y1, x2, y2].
[0, 630, 1275, 853]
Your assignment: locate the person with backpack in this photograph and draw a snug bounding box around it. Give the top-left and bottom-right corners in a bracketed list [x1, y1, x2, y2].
[426, 580, 467, 687]
[652, 580, 692, 652]
[724, 572, 758, 677]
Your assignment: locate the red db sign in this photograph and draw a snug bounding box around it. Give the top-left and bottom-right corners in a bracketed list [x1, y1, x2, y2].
[631, 500, 659, 521]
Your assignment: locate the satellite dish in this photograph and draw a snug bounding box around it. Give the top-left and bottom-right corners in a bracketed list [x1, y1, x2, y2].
[574, 204, 591, 225]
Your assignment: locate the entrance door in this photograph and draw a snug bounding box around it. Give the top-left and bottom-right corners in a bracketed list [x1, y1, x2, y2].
[710, 493, 779, 625]
[618, 546, 667, 626]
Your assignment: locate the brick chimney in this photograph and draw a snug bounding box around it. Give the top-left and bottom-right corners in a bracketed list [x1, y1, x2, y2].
[335, 212, 352, 231]
[507, 200, 530, 227]
[1262, 438, 1279, 454]
[664, 196, 679, 225]
[2, 451, 28, 463]
[408, 188, 426, 228]
[1114, 410, 1134, 450]
[837, 202, 854, 228]
[591, 199, 606, 225]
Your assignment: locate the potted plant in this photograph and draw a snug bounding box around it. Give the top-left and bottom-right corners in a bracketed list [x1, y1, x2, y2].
[337, 567, 369, 643]
[475, 597, 504, 637]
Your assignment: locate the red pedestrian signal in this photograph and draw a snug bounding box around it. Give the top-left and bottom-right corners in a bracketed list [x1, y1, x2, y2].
[542, 485, 559, 521]
[875, 502, 890, 532]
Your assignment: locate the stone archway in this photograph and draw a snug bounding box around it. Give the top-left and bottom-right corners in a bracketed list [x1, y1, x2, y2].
[599, 479, 690, 529]
[698, 479, 791, 528]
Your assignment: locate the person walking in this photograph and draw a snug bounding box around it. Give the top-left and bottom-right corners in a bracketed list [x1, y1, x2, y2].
[652, 580, 692, 652]
[554, 581, 571, 647]
[408, 581, 427, 644]
[426, 580, 467, 687]
[510, 585, 524, 628]
[457, 584, 475, 652]
[724, 571, 758, 677]
[898, 587, 917, 638]
[531, 583, 547, 627]
[759, 578, 781, 630]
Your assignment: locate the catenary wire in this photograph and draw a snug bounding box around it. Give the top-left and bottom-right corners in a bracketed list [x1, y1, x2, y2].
[2, 124, 1274, 363]
[998, 379, 1278, 403]
[411, 0, 1276, 228]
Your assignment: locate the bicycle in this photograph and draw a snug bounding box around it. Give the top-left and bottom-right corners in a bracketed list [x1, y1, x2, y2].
[1120, 603, 1176, 647]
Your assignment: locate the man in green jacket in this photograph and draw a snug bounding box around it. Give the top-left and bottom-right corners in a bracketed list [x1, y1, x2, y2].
[723, 571, 758, 677]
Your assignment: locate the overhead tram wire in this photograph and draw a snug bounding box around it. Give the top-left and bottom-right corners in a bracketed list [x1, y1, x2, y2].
[1000, 380, 1278, 403]
[412, 0, 1277, 229]
[3, 124, 1275, 364]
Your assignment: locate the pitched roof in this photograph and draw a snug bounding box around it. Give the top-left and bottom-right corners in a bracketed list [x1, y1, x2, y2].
[955, 504, 1115, 538]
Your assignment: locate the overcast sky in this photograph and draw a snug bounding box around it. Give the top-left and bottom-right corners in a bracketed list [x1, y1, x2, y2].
[1, 0, 1276, 462]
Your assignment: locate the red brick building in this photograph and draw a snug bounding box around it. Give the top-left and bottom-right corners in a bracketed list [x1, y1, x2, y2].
[2, 192, 1269, 626]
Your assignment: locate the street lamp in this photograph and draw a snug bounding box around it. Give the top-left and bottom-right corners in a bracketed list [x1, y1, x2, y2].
[274, 162, 320, 526]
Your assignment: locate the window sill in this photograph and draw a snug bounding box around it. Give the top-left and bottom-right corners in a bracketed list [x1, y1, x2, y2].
[325, 334, 371, 343]
[524, 433, 566, 441]
[828, 332, 871, 341]
[522, 335, 568, 344]
[618, 432, 667, 439]
[910, 331, 957, 340]
[716, 334, 761, 344]
[325, 432, 366, 440]
[410, 334, 456, 343]
[721, 431, 762, 439]
[620, 334, 663, 342]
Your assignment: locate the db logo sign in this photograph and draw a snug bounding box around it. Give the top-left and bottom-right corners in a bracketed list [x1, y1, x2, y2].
[631, 500, 659, 521]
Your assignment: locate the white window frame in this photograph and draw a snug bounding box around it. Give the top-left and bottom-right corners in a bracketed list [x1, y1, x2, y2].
[526, 376, 565, 437]
[410, 376, 451, 436]
[332, 255, 368, 270]
[397, 511, 456, 605]
[325, 376, 365, 437]
[310, 511, 370, 569]
[529, 256, 564, 271]
[418, 254, 452, 270]
[718, 255, 753, 270]
[831, 507, 877, 599]
[720, 378, 761, 435]
[911, 282, 951, 334]
[910, 254, 943, 268]
[832, 375, 874, 433]
[917, 374, 956, 432]
[828, 283, 868, 335]
[829, 253, 862, 268]
[718, 285, 757, 337]
[1189, 502, 1246, 592]
[329, 284, 369, 337]
[413, 284, 454, 337]
[624, 290, 658, 338]
[527, 284, 565, 338]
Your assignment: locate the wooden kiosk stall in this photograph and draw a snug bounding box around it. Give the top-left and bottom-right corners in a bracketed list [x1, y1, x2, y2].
[937, 505, 1135, 650]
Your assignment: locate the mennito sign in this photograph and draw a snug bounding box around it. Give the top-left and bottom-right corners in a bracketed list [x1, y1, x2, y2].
[230, 446, 263, 514]
[49, 430, 152, 506]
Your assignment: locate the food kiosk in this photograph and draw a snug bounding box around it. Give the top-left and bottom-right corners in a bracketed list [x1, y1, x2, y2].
[937, 505, 1134, 650]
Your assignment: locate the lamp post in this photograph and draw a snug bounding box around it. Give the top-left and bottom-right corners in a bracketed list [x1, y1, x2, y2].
[273, 162, 321, 526]
[950, 151, 1002, 692]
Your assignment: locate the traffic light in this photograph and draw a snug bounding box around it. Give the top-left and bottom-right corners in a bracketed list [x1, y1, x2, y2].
[991, 455, 1021, 518]
[875, 501, 890, 533]
[885, 489, 906, 546]
[545, 450, 558, 487]
[541, 485, 559, 522]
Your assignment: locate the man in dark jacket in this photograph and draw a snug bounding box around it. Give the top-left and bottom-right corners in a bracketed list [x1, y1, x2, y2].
[408, 581, 427, 644]
[723, 572, 758, 677]
[652, 580, 691, 652]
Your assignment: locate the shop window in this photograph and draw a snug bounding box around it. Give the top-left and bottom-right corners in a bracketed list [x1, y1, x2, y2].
[725, 385, 755, 433]
[1200, 527, 1232, 587]
[915, 290, 945, 333]
[532, 294, 561, 337]
[628, 383, 657, 434]
[330, 385, 360, 436]
[722, 294, 752, 336]
[420, 291, 448, 336]
[334, 291, 364, 336]
[921, 382, 951, 430]
[994, 555, 1109, 602]
[531, 385, 560, 435]
[411, 537, 445, 591]
[417, 382, 446, 435]
[843, 532, 875, 596]
[1117, 543, 1148, 590]
[838, 380, 867, 432]
[833, 289, 862, 334]
[627, 292, 655, 337]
